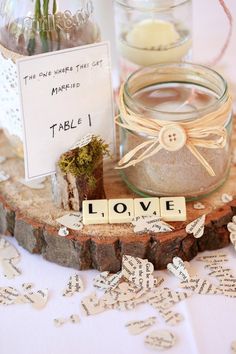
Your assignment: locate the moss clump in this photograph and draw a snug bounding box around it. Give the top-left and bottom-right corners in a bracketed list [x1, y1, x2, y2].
[58, 136, 110, 189]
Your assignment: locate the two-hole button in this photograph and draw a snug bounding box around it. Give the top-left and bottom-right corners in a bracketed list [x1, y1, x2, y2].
[159, 124, 187, 152]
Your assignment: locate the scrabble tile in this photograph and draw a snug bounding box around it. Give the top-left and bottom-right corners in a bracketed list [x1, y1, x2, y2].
[83, 200, 108, 225]
[134, 198, 160, 218]
[108, 199, 134, 224]
[160, 197, 186, 221]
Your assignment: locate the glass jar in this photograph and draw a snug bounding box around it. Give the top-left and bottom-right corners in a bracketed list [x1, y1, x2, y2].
[114, 0, 192, 81]
[0, 0, 100, 157]
[118, 63, 233, 199]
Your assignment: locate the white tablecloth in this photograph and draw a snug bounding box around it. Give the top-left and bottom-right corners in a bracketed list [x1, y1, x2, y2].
[1, 239, 236, 354]
[1, 1, 236, 354]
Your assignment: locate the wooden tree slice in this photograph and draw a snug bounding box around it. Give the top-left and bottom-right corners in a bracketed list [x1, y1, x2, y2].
[0, 126, 235, 272]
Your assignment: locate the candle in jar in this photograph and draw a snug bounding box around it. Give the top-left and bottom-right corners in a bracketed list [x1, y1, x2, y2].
[119, 19, 191, 68]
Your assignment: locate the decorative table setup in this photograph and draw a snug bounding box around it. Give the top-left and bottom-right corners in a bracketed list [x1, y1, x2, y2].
[0, 1, 236, 354]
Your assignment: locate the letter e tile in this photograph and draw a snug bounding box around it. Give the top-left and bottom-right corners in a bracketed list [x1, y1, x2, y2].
[160, 197, 186, 221]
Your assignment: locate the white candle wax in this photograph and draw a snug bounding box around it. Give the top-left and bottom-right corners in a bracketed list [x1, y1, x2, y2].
[119, 19, 191, 67]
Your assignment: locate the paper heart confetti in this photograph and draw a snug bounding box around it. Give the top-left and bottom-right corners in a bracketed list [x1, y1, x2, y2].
[227, 216, 236, 232]
[105, 283, 135, 303]
[227, 216, 236, 251]
[70, 133, 93, 150]
[122, 255, 156, 289]
[81, 293, 106, 316]
[145, 330, 176, 351]
[186, 214, 206, 238]
[62, 274, 84, 297]
[54, 318, 67, 327]
[193, 202, 205, 210]
[0, 287, 20, 305]
[54, 314, 80, 327]
[22, 283, 34, 291]
[0, 237, 21, 279]
[196, 253, 228, 263]
[221, 193, 233, 203]
[69, 314, 80, 324]
[58, 226, 69, 237]
[0, 171, 9, 182]
[167, 257, 190, 282]
[132, 262, 156, 289]
[93, 271, 122, 291]
[125, 317, 156, 335]
[132, 216, 174, 233]
[23, 289, 49, 310]
[19, 177, 46, 190]
[1, 259, 21, 279]
[151, 289, 191, 310]
[2, 288, 49, 309]
[180, 278, 221, 295]
[159, 308, 184, 326]
[56, 212, 83, 231]
[230, 233, 236, 251]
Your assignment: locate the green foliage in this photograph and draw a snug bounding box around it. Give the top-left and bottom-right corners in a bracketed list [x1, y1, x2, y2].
[58, 136, 110, 189]
[28, 0, 56, 55]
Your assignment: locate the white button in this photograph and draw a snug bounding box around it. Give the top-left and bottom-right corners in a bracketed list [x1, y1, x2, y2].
[159, 124, 187, 152]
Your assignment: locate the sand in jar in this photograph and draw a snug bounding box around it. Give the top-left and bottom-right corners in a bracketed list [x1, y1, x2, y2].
[120, 71, 232, 199]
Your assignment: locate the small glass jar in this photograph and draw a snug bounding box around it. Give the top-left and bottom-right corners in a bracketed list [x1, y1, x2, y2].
[118, 63, 233, 199]
[114, 0, 192, 81]
[0, 0, 100, 157]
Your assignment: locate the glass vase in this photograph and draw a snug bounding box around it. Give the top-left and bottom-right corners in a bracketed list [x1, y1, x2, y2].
[0, 0, 100, 157]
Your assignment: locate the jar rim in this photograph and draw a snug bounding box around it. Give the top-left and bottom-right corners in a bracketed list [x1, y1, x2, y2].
[114, 0, 191, 12]
[124, 62, 228, 117]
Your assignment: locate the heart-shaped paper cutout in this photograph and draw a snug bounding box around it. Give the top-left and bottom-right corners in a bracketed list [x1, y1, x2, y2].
[221, 193, 233, 203]
[228, 223, 236, 233]
[63, 274, 84, 296]
[167, 257, 190, 281]
[186, 214, 206, 238]
[132, 216, 174, 233]
[122, 255, 156, 289]
[145, 330, 176, 351]
[71, 133, 93, 150]
[230, 233, 236, 250]
[56, 212, 83, 231]
[132, 261, 156, 289]
[58, 226, 69, 237]
[126, 317, 156, 335]
[193, 202, 205, 210]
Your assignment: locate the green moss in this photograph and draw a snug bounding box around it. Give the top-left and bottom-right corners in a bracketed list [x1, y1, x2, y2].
[58, 136, 110, 189]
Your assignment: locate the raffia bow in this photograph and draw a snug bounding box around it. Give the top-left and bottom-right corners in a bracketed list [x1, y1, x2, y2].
[116, 84, 232, 176]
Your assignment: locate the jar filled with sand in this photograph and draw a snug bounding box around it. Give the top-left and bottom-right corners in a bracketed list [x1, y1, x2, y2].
[117, 63, 233, 199]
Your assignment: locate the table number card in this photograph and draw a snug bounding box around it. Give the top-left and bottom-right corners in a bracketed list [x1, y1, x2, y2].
[17, 42, 114, 180]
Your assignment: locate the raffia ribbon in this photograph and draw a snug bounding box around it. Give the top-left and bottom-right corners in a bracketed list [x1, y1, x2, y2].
[116, 84, 232, 176]
[0, 43, 23, 63]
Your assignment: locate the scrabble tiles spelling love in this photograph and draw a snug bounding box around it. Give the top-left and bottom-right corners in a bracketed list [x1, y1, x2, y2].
[83, 197, 186, 225]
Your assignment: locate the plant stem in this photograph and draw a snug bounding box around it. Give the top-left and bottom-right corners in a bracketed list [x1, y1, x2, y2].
[53, 0, 61, 50]
[39, 0, 49, 52]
